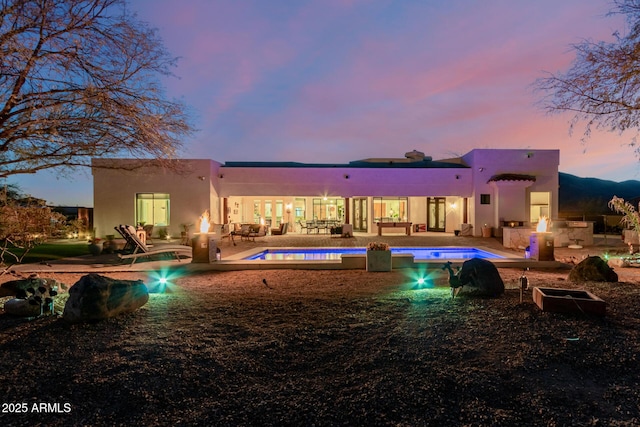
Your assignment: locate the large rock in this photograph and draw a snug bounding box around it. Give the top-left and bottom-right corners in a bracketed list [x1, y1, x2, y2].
[63, 274, 149, 323]
[1, 276, 61, 317]
[607, 257, 629, 269]
[569, 256, 618, 283]
[458, 258, 505, 297]
[0, 276, 64, 298]
[3, 298, 41, 317]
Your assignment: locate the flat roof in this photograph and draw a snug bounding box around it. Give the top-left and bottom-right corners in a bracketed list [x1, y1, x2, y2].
[223, 159, 469, 169]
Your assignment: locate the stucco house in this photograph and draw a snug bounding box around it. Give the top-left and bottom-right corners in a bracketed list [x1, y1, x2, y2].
[92, 148, 559, 240]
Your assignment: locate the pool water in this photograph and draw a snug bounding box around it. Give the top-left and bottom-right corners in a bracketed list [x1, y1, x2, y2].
[245, 247, 505, 261]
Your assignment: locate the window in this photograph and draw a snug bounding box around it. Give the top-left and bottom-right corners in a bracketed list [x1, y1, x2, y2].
[265, 200, 272, 226]
[373, 197, 408, 222]
[294, 198, 306, 221]
[530, 191, 550, 222]
[275, 200, 283, 225]
[480, 194, 491, 205]
[312, 198, 344, 220]
[253, 200, 261, 223]
[136, 193, 170, 226]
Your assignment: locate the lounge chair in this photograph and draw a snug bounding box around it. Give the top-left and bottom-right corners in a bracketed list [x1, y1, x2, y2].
[116, 225, 137, 254]
[271, 223, 288, 235]
[114, 225, 192, 265]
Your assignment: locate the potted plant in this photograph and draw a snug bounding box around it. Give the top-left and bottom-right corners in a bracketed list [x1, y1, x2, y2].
[158, 227, 169, 240]
[366, 241, 392, 272]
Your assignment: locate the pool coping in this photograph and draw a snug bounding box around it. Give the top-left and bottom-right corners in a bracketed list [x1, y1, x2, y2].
[193, 245, 552, 271]
[226, 245, 520, 261]
[8, 245, 564, 275]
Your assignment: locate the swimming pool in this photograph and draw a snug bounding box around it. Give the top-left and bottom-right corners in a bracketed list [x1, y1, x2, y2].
[244, 247, 506, 261]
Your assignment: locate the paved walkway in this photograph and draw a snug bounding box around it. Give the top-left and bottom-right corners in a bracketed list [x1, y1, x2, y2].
[6, 232, 628, 274]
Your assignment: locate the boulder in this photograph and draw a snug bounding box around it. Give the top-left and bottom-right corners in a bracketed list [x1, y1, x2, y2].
[458, 258, 505, 297]
[569, 256, 618, 283]
[63, 274, 149, 323]
[0, 276, 63, 298]
[1, 276, 60, 317]
[607, 257, 629, 269]
[3, 298, 41, 317]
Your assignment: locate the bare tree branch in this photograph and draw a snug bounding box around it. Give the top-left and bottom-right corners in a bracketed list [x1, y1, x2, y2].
[0, 0, 195, 178]
[534, 0, 640, 155]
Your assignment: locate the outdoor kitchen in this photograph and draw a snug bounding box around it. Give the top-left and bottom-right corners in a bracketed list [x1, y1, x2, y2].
[502, 217, 594, 253]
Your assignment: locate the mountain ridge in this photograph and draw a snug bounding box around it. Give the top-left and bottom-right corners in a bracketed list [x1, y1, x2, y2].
[559, 172, 640, 215]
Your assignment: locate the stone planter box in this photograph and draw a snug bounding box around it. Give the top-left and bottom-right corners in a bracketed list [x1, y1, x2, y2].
[532, 287, 606, 316]
[366, 250, 392, 272]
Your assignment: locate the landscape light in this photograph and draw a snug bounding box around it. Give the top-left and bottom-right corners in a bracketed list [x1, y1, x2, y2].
[405, 267, 435, 290]
[147, 268, 182, 293]
[414, 275, 434, 289]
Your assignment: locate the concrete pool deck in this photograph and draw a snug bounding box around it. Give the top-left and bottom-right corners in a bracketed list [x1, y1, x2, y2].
[6, 232, 627, 275]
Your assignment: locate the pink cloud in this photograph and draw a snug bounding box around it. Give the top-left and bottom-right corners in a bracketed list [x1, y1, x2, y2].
[135, 0, 638, 180]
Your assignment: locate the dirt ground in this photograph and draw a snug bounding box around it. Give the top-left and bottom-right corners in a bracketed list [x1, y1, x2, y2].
[0, 261, 639, 426]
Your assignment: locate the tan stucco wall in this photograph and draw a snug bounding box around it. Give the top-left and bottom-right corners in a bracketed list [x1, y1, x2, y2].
[462, 149, 560, 236]
[217, 166, 473, 197]
[91, 149, 560, 238]
[92, 159, 221, 239]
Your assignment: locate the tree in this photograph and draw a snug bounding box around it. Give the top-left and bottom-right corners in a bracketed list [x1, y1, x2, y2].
[0, 0, 193, 178]
[0, 185, 68, 266]
[535, 0, 640, 152]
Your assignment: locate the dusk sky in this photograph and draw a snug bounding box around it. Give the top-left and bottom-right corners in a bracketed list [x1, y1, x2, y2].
[13, 0, 639, 206]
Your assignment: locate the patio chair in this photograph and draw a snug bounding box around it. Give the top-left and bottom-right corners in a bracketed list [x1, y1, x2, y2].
[330, 224, 342, 237]
[241, 224, 267, 242]
[271, 223, 288, 235]
[218, 223, 236, 246]
[114, 224, 192, 265]
[305, 220, 317, 234]
[316, 220, 329, 234]
[143, 224, 154, 245]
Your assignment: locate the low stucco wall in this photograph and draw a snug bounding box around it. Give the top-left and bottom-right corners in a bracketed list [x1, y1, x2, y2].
[502, 222, 594, 249]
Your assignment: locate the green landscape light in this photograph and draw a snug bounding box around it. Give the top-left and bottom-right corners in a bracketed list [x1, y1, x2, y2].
[406, 268, 434, 289]
[147, 268, 181, 293]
